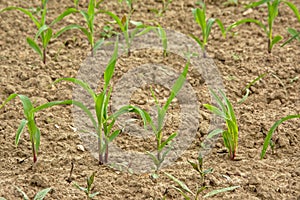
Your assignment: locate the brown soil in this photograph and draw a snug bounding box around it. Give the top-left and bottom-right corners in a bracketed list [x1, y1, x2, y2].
[0, 0, 299, 199]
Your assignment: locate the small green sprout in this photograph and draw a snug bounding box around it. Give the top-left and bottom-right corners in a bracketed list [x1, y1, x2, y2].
[188, 153, 213, 188]
[190, 3, 225, 58]
[0, 1, 77, 64]
[15, 187, 51, 200]
[238, 73, 266, 104]
[165, 153, 240, 199]
[100, 9, 149, 56]
[260, 114, 300, 159]
[150, 0, 173, 17]
[204, 89, 238, 160]
[0, 94, 84, 163]
[146, 61, 189, 172]
[55, 0, 105, 57]
[74, 172, 100, 199]
[53, 40, 150, 165]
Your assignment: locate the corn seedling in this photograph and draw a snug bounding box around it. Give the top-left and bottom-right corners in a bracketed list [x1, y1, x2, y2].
[0, 94, 87, 163]
[136, 24, 168, 56]
[260, 114, 300, 159]
[53, 40, 150, 165]
[15, 187, 51, 200]
[238, 73, 267, 104]
[190, 3, 225, 58]
[55, 0, 105, 57]
[203, 89, 238, 160]
[100, 25, 118, 39]
[188, 153, 213, 188]
[0, 1, 77, 64]
[226, 0, 285, 53]
[100, 9, 150, 56]
[165, 156, 240, 199]
[74, 172, 99, 199]
[146, 61, 189, 173]
[150, 0, 173, 17]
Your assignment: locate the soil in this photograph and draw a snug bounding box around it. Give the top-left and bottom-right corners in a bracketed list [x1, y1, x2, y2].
[0, 0, 300, 199]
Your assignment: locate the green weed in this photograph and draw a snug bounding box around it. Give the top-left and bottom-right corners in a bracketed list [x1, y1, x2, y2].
[204, 89, 238, 160]
[261, 114, 300, 159]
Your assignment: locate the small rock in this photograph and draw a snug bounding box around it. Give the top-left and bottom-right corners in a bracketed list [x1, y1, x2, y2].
[243, 8, 253, 16]
[77, 144, 85, 152]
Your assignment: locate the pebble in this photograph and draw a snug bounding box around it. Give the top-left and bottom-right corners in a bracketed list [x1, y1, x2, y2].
[77, 144, 85, 152]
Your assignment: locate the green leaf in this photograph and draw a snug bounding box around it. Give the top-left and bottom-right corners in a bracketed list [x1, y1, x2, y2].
[284, 1, 300, 22]
[43, 28, 53, 48]
[26, 37, 43, 60]
[52, 78, 96, 101]
[15, 119, 28, 146]
[95, 93, 106, 126]
[261, 115, 300, 159]
[0, 7, 40, 28]
[15, 187, 30, 200]
[93, 38, 105, 54]
[104, 39, 118, 90]
[159, 132, 177, 151]
[0, 94, 18, 109]
[35, 25, 49, 40]
[172, 186, 191, 200]
[146, 151, 160, 166]
[270, 35, 282, 50]
[108, 130, 121, 142]
[203, 186, 240, 198]
[33, 188, 51, 200]
[164, 61, 189, 110]
[18, 95, 34, 119]
[89, 192, 100, 198]
[54, 24, 90, 42]
[190, 34, 204, 50]
[99, 10, 124, 31]
[207, 128, 223, 139]
[164, 172, 194, 195]
[203, 104, 225, 118]
[226, 19, 266, 35]
[281, 28, 300, 46]
[246, 0, 271, 8]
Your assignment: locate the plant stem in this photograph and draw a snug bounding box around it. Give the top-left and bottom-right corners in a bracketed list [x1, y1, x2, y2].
[32, 141, 37, 163]
[98, 127, 104, 165]
[105, 138, 108, 163]
[43, 47, 46, 64]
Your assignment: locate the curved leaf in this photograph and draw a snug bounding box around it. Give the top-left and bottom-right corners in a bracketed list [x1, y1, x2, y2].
[261, 114, 300, 159]
[26, 37, 43, 59]
[15, 119, 28, 146]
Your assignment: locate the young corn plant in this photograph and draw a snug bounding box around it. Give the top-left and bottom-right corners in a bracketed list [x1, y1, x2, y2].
[190, 3, 225, 58]
[165, 153, 239, 199]
[53, 40, 150, 165]
[260, 114, 300, 159]
[0, 1, 77, 64]
[188, 153, 213, 188]
[0, 94, 85, 163]
[100, 9, 148, 56]
[74, 172, 99, 199]
[203, 89, 238, 160]
[55, 0, 105, 57]
[226, 0, 284, 53]
[15, 187, 51, 200]
[150, 0, 173, 17]
[146, 61, 189, 172]
[238, 73, 267, 104]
